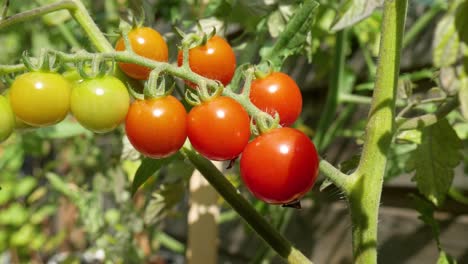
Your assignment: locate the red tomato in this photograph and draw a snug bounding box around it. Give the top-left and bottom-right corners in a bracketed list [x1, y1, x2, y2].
[115, 27, 169, 80]
[249, 72, 302, 126]
[125, 96, 187, 158]
[177, 35, 236, 87]
[240, 127, 319, 204]
[187, 96, 250, 160]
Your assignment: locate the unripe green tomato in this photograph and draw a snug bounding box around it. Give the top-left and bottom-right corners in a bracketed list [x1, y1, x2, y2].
[70, 76, 130, 133]
[0, 95, 15, 142]
[9, 72, 72, 127]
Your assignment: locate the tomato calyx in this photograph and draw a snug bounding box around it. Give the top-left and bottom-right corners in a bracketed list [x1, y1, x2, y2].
[77, 55, 113, 80]
[184, 80, 223, 106]
[129, 68, 174, 100]
[22, 49, 61, 72]
[177, 26, 217, 69]
[253, 61, 275, 80]
[252, 111, 281, 136]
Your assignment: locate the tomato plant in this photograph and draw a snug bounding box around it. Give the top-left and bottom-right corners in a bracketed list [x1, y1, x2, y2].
[125, 96, 187, 158]
[0, 95, 15, 142]
[9, 72, 72, 127]
[249, 72, 302, 126]
[70, 76, 130, 133]
[115, 27, 169, 80]
[240, 127, 319, 204]
[177, 35, 236, 87]
[187, 96, 250, 160]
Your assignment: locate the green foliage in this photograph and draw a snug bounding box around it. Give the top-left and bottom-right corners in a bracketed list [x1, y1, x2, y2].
[332, 0, 383, 31]
[407, 119, 463, 206]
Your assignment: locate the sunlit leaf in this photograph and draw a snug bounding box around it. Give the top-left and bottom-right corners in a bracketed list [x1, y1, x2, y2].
[433, 5, 461, 67]
[144, 182, 185, 225]
[437, 251, 458, 264]
[407, 119, 463, 206]
[331, 0, 384, 31]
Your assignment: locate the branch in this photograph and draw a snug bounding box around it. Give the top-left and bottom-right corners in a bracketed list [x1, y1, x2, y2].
[180, 145, 313, 264]
[0, 0, 76, 30]
[319, 158, 353, 195]
[397, 97, 460, 131]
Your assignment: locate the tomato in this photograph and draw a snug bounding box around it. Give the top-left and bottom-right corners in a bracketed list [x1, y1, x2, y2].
[240, 127, 319, 204]
[249, 72, 302, 126]
[70, 76, 130, 133]
[0, 95, 15, 142]
[115, 27, 169, 80]
[9, 72, 72, 127]
[177, 35, 236, 87]
[125, 96, 187, 158]
[187, 96, 250, 160]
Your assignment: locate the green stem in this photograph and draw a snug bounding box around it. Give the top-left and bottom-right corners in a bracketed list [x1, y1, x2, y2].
[67, 0, 113, 52]
[0, 0, 76, 30]
[315, 29, 347, 151]
[350, 1, 408, 263]
[180, 145, 313, 264]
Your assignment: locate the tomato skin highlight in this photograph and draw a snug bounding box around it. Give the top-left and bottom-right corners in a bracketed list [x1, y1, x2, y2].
[177, 35, 236, 87]
[249, 72, 302, 126]
[70, 76, 130, 133]
[0, 95, 15, 142]
[187, 96, 250, 161]
[115, 27, 169, 80]
[125, 96, 187, 158]
[9, 72, 72, 127]
[240, 127, 319, 204]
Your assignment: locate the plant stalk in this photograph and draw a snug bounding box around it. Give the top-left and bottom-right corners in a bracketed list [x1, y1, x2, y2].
[180, 145, 313, 264]
[349, 0, 408, 263]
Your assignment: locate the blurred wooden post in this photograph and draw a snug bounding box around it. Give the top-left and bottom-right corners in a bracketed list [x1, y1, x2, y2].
[186, 161, 221, 264]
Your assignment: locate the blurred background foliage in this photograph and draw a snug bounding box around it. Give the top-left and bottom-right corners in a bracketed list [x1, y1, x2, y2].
[0, 0, 467, 263]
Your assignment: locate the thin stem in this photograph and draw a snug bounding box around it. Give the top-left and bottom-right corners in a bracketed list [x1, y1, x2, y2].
[315, 29, 348, 151]
[350, 1, 408, 263]
[0, 0, 76, 30]
[339, 93, 372, 105]
[68, 0, 113, 52]
[397, 97, 459, 131]
[180, 145, 313, 264]
[319, 159, 353, 195]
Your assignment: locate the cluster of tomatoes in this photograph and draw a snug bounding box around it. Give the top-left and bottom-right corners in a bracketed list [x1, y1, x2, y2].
[0, 26, 319, 205]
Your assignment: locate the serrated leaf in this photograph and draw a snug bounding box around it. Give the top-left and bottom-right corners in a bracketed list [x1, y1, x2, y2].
[144, 182, 185, 225]
[131, 155, 177, 195]
[433, 13, 460, 67]
[437, 251, 458, 264]
[260, 1, 319, 66]
[331, 0, 384, 31]
[459, 77, 468, 120]
[409, 119, 463, 206]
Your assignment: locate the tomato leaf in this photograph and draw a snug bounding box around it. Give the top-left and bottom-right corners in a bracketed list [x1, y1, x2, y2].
[407, 119, 463, 206]
[131, 155, 177, 195]
[433, 3, 462, 67]
[385, 142, 416, 181]
[331, 0, 384, 31]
